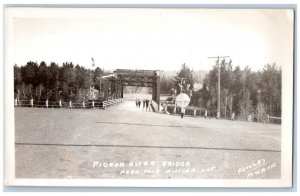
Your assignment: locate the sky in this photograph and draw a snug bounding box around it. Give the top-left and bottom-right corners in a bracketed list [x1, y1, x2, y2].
[10, 8, 294, 71]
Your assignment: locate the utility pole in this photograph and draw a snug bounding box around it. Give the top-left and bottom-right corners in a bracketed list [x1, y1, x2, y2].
[208, 56, 230, 119]
[99, 76, 102, 94]
[91, 57, 102, 95]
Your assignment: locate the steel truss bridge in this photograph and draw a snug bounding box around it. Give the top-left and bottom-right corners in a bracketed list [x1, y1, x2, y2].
[101, 69, 160, 106]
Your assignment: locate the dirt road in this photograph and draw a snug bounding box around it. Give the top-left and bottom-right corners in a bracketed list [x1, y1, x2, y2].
[15, 101, 281, 179]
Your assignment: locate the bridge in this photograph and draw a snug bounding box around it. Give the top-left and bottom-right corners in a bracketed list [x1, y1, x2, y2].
[15, 69, 161, 110]
[101, 69, 160, 108]
[15, 99, 281, 179]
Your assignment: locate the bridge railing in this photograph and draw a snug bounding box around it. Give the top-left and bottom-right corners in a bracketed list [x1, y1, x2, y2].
[101, 98, 123, 109]
[14, 98, 123, 110]
[151, 100, 159, 112]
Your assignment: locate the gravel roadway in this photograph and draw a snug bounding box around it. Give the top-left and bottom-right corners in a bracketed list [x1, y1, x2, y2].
[15, 101, 281, 179]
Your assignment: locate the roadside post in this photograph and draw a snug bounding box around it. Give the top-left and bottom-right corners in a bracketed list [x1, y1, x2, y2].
[175, 93, 190, 119]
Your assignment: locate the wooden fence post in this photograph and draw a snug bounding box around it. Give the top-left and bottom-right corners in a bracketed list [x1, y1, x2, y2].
[231, 112, 235, 121]
[59, 100, 62, 108]
[92, 101, 94, 108]
[83, 101, 85, 109]
[193, 108, 197, 116]
[46, 99, 48, 108]
[69, 101, 72, 109]
[30, 98, 33, 107]
[15, 98, 18, 106]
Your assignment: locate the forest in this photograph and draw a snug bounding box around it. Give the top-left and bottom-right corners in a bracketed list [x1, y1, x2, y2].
[14, 61, 105, 102]
[196, 60, 281, 121]
[14, 60, 281, 121]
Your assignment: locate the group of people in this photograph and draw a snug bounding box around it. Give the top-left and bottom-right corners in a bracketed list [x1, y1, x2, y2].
[135, 98, 151, 112]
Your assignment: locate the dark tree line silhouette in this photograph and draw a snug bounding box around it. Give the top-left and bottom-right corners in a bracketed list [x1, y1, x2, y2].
[14, 61, 104, 102]
[14, 60, 281, 121]
[176, 61, 281, 121]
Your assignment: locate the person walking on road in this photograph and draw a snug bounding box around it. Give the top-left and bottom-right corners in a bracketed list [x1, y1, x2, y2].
[138, 99, 141, 108]
[181, 107, 185, 118]
[142, 100, 146, 111]
[145, 99, 149, 111]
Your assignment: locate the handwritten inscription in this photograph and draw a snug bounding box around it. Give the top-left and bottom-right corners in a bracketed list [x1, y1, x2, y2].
[246, 162, 277, 178]
[92, 161, 125, 168]
[92, 161, 189, 168]
[90, 157, 279, 178]
[238, 159, 266, 175]
[237, 159, 277, 178]
[92, 160, 217, 176]
[162, 161, 191, 167]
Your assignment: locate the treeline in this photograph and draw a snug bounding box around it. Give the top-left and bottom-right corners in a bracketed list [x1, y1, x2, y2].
[162, 61, 281, 121]
[160, 68, 206, 94]
[14, 60, 282, 121]
[160, 70, 176, 94]
[200, 60, 281, 120]
[14, 61, 105, 102]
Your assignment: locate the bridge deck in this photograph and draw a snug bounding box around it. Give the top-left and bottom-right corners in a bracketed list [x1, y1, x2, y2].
[15, 101, 281, 179]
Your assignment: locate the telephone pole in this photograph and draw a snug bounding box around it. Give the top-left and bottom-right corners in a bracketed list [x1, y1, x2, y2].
[208, 56, 230, 119]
